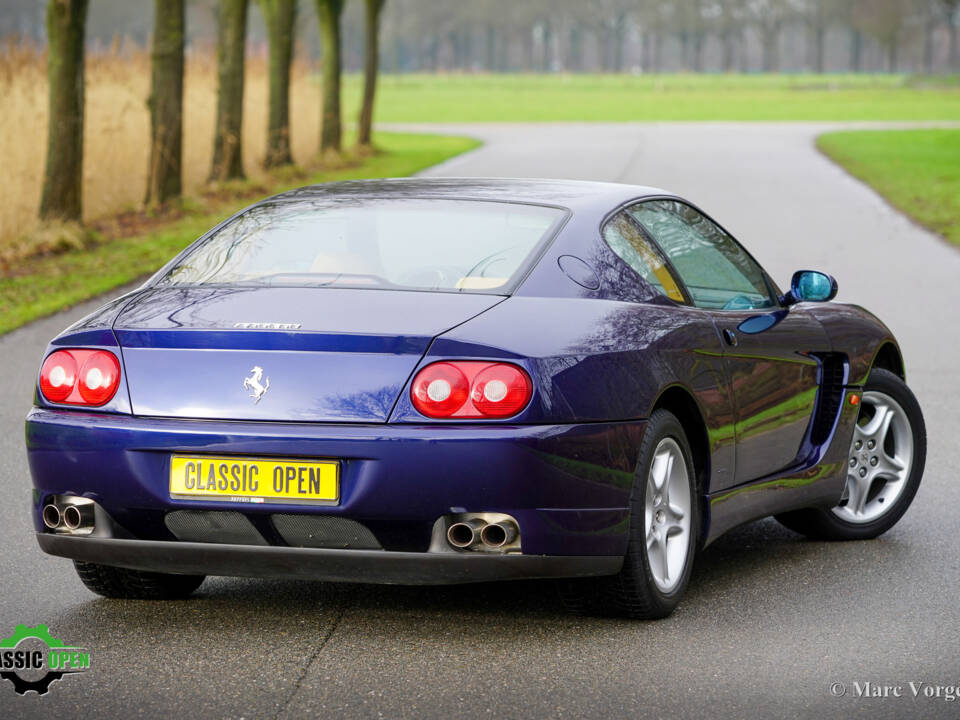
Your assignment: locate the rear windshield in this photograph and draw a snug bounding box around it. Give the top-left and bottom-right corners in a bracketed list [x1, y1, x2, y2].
[157, 198, 566, 293]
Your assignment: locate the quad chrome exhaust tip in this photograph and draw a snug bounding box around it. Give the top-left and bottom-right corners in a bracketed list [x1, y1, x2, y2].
[62, 502, 95, 531]
[42, 504, 61, 530]
[439, 513, 521, 553]
[42, 496, 97, 535]
[447, 519, 485, 548]
[480, 521, 518, 549]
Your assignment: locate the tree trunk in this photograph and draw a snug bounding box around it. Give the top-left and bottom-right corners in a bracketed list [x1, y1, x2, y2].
[316, 0, 344, 156]
[565, 24, 580, 72]
[358, 0, 384, 148]
[259, 0, 296, 168]
[541, 18, 552, 72]
[41, 0, 89, 222]
[429, 35, 439, 71]
[462, 27, 473, 70]
[722, 28, 735, 72]
[739, 29, 749, 72]
[951, 23, 959, 71]
[601, 25, 613, 71]
[391, 31, 402, 72]
[448, 31, 459, 71]
[612, 13, 625, 72]
[923, 8, 935, 74]
[523, 26, 534, 71]
[145, 0, 184, 205]
[209, 0, 248, 181]
[692, 32, 704, 73]
[679, 32, 691, 72]
[486, 24, 496, 72]
[762, 26, 779, 72]
[813, 25, 825, 73]
[641, 30, 652, 72]
[850, 28, 863, 72]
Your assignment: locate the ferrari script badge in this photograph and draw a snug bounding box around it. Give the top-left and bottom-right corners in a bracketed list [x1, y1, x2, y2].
[242, 366, 270, 403]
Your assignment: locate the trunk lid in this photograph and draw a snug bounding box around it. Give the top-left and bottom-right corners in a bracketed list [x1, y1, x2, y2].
[114, 287, 502, 422]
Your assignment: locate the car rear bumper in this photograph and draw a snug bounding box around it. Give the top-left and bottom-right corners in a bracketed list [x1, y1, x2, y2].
[26, 408, 645, 564]
[37, 533, 622, 585]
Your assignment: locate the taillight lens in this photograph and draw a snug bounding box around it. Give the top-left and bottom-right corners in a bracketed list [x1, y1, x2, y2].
[77, 351, 121, 405]
[39, 351, 77, 402]
[471, 364, 532, 417]
[411, 362, 470, 417]
[39, 349, 121, 406]
[411, 361, 532, 419]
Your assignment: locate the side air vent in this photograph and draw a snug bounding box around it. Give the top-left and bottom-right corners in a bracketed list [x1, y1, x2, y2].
[271, 514, 382, 550]
[165, 510, 268, 546]
[809, 354, 847, 446]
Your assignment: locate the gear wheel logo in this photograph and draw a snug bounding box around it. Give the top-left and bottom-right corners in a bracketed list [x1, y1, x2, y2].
[0, 624, 90, 696]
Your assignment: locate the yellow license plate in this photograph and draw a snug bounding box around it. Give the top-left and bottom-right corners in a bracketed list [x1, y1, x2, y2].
[170, 455, 339, 505]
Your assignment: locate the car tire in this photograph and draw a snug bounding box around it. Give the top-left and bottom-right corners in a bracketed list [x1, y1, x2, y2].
[776, 368, 926, 541]
[73, 561, 205, 600]
[558, 409, 700, 619]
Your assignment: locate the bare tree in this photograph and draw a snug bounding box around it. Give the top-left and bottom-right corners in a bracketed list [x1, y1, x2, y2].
[559, 0, 593, 71]
[316, 0, 345, 156]
[40, 0, 89, 222]
[717, 0, 748, 72]
[209, 0, 248, 181]
[638, 0, 675, 72]
[942, 0, 960, 69]
[609, 7, 629, 72]
[145, 0, 185, 205]
[853, 0, 911, 72]
[485, 22, 498, 71]
[258, 0, 296, 168]
[804, 0, 828, 72]
[748, 0, 789, 72]
[358, 0, 385, 148]
[923, 0, 938, 72]
[587, 0, 630, 71]
[678, 0, 707, 72]
[833, 0, 864, 70]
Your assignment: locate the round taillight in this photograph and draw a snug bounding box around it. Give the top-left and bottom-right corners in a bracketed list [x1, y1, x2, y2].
[39, 348, 121, 406]
[410, 360, 533, 420]
[411, 362, 470, 417]
[39, 350, 77, 402]
[471, 364, 533, 417]
[77, 351, 121, 405]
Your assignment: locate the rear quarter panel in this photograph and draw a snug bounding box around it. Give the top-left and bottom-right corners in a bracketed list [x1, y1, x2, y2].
[391, 296, 725, 423]
[390, 295, 738, 492]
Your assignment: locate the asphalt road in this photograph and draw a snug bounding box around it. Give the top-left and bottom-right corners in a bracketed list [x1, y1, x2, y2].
[2, 123, 959, 719]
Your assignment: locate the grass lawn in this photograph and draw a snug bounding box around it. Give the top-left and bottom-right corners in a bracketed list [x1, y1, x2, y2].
[345, 74, 960, 123]
[818, 129, 960, 246]
[0, 131, 479, 335]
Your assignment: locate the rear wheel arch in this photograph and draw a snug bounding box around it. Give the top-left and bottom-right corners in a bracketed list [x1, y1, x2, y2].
[649, 386, 710, 498]
[870, 342, 905, 380]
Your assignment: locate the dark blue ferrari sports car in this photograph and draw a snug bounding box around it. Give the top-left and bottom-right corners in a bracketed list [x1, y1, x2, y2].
[27, 178, 926, 619]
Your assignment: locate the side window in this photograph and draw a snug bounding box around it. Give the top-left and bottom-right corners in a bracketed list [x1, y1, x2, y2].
[601, 212, 685, 303]
[628, 200, 775, 311]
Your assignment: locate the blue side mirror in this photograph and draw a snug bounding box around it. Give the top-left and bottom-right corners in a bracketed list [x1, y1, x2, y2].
[786, 270, 838, 304]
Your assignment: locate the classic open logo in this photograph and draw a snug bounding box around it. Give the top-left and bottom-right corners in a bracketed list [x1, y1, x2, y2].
[0, 624, 89, 695]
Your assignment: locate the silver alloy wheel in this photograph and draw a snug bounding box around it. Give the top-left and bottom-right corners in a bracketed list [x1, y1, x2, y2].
[833, 390, 913, 524]
[644, 437, 692, 593]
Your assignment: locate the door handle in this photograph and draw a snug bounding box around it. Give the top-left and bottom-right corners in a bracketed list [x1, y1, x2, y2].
[722, 329, 738, 346]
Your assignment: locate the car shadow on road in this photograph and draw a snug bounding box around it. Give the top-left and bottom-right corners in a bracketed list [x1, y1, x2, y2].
[46, 514, 905, 639]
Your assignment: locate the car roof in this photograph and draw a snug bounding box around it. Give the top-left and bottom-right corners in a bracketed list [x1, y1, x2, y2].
[267, 177, 673, 214]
